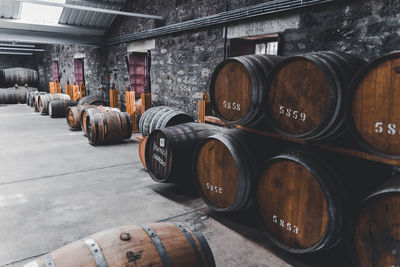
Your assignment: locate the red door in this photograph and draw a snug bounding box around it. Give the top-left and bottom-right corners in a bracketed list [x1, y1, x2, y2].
[74, 59, 84, 87]
[52, 61, 59, 82]
[128, 53, 148, 96]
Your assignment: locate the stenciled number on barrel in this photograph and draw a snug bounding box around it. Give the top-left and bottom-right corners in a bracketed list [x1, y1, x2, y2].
[272, 215, 299, 235]
[279, 106, 306, 121]
[222, 100, 241, 111]
[206, 182, 223, 194]
[374, 122, 400, 135]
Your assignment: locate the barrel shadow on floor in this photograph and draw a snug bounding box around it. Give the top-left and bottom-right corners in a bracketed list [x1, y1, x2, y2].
[205, 208, 353, 267]
[148, 183, 202, 208]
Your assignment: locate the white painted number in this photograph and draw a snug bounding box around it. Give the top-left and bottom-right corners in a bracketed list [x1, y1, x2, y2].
[272, 214, 299, 235]
[206, 182, 223, 194]
[222, 101, 241, 111]
[375, 122, 383, 133]
[374, 122, 400, 135]
[279, 106, 306, 122]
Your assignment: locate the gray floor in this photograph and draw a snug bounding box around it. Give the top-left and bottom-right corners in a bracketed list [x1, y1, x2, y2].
[0, 105, 345, 267]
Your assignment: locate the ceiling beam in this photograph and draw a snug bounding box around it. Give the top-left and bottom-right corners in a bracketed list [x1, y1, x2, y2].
[17, 0, 163, 20]
[0, 18, 105, 36]
[0, 43, 36, 48]
[0, 51, 33, 56]
[72, 0, 125, 9]
[0, 47, 44, 52]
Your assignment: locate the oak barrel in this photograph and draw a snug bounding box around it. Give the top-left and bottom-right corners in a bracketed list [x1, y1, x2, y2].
[193, 129, 277, 212]
[78, 94, 105, 106]
[139, 106, 194, 136]
[32, 92, 47, 111]
[210, 54, 284, 126]
[26, 88, 39, 106]
[25, 222, 215, 267]
[49, 99, 76, 118]
[80, 106, 121, 136]
[86, 109, 132, 145]
[38, 93, 71, 114]
[346, 52, 400, 158]
[351, 177, 400, 267]
[145, 122, 220, 185]
[66, 104, 94, 130]
[0, 67, 38, 87]
[0, 88, 18, 104]
[265, 51, 365, 140]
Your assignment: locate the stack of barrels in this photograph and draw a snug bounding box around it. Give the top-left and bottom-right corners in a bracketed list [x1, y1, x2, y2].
[0, 86, 38, 104]
[141, 51, 400, 265]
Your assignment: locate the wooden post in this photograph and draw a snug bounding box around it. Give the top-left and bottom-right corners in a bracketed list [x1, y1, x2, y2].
[72, 82, 80, 101]
[198, 90, 211, 123]
[55, 80, 61, 93]
[110, 89, 119, 108]
[49, 80, 55, 94]
[141, 93, 151, 112]
[125, 91, 137, 131]
[80, 82, 87, 98]
[65, 81, 73, 99]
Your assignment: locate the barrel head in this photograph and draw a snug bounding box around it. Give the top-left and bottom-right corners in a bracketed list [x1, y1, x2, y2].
[256, 159, 329, 251]
[266, 58, 331, 137]
[194, 138, 239, 209]
[350, 53, 400, 157]
[146, 131, 174, 182]
[211, 61, 252, 122]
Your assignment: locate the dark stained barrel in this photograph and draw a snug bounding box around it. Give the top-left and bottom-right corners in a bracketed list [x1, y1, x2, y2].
[86, 109, 132, 145]
[0, 68, 38, 87]
[265, 51, 365, 140]
[38, 94, 71, 114]
[49, 99, 76, 118]
[0, 88, 18, 104]
[193, 129, 276, 212]
[145, 122, 221, 185]
[210, 54, 284, 126]
[80, 106, 120, 135]
[25, 222, 215, 267]
[78, 94, 105, 105]
[351, 177, 400, 267]
[255, 148, 391, 254]
[139, 106, 194, 136]
[346, 52, 400, 158]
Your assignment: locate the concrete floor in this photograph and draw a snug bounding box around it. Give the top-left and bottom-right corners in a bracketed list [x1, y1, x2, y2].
[0, 105, 350, 267]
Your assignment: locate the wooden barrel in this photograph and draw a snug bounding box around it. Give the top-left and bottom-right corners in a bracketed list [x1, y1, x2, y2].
[78, 94, 105, 106]
[15, 87, 33, 104]
[210, 54, 284, 126]
[351, 177, 400, 267]
[265, 51, 365, 140]
[145, 122, 221, 185]
[346, 52, 400, 158]
[193, 129, 276, 212]
[33, 92, 46, 111]
[24, 222, 215, 267]
[67, 104, 93, 130]
[139, 136, 148, 169]
[139, 106, 194, 136]
[39, 94, 71, 114]
[80, 106, 121, 136]
[26, 89, 39, 106]
[0, 88, 18, 104]
[0, 67, 38, 87]
[255, 149, 346, 253]
[86, 109, 132, 145]
[49, 99, 76, 118]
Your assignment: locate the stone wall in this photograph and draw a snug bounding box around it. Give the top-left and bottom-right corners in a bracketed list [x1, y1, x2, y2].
[0, 55, 38, 70]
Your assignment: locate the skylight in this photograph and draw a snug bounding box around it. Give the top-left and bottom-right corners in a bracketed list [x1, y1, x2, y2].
[19, 0, 66, 25]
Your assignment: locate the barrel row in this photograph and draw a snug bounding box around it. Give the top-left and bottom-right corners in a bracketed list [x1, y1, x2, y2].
[0, 67, 38, 87]
[0, 87, 38, 104]
[25, 222, 215, 267]
[38, 93, 71, 114]
[143, 122, 397, 265]
[211, 51, 400, 159]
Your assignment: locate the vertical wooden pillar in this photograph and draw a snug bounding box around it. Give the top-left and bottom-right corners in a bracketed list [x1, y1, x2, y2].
[49, 81, 55, 94]
[55, 80, 61, 93]
[141, 93, 151, 112]
[66, 82, 73, 99]
[80, 83, 87, 98]
[110, 89, 119, 108]
[125, 91, 137, 131]
[72, 82, 80, 101]
[198, 100, 211, 123]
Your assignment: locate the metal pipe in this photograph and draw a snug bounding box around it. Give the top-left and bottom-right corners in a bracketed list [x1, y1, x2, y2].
[17, 0, 163, 20]
[0, 43, 36, 48]
[0, 51, 33, 55]
[106, 0, 332, 45]
[0, 47, 44, 52]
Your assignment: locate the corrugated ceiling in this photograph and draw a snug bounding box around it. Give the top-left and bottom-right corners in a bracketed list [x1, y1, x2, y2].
[0, 0, 22, 19]
[59, 0, 127, 28]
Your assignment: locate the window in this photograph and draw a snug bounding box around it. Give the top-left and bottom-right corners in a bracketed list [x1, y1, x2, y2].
[74, 59, 84, 87]
[228, 34, 281, 57]
[128, 52, 149, 96]
[52, 61, 59, 82]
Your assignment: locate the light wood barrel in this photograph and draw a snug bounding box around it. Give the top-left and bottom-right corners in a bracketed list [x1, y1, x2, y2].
[49, 99, 76, 118]
[265, 51, 365, 140]
[86, 109, 132, 145]
[25, 222, 215, 267]
[346, 51, 400, 158]
[33, 92, 47, 111]
[139, 106, 194, 136]
[66, 105, 92, 130]
[38, 94, 71, 114]
[210, 54, 284, 126]
[145, 123, 220, 185]
[80, 106, 121, 135]
[351, 177, 400, 267]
